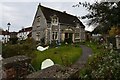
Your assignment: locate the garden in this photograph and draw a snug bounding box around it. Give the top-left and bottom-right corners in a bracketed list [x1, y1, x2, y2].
[32, 45, 82, 70]
[2, 39, 82, 71]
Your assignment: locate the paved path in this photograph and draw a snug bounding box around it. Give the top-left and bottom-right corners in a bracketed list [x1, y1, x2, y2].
[60, 45, 93, 78]
[71, 45, 93, 69]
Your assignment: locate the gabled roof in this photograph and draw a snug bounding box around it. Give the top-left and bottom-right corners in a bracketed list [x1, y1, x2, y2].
[19, 27, 32, 33]
[39, 5, 85, 28]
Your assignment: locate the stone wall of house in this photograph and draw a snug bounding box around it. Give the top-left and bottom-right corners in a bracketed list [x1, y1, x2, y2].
[32, 6, 86, 45]
[32, 6, 47, 42]
[45, 23, 85, 44]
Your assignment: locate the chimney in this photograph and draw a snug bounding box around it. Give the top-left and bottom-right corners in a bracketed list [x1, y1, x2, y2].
[39, 3, 41, 6]
[63, 11, 66, 13]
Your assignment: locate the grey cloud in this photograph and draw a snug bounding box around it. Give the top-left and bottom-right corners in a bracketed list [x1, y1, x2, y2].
[1, 2, 95, 32]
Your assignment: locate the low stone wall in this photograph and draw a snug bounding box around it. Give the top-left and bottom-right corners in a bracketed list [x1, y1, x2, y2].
[26, 62, 86, 79]
[1, 55, 31, 79]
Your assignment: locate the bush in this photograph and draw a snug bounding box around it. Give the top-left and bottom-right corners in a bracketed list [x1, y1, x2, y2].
[9, 37, 18, 44]
[79, 51, 120, 79]
[2, 38, 36, 58]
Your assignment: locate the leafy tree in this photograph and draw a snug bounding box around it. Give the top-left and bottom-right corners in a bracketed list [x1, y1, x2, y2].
[2, 38, 36, 58]
[73, 1, 120, 34]
[109, 27, 117, 37]
[109, 27, 116, 36]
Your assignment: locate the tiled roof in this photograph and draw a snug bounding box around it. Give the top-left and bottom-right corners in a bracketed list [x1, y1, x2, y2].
[9, 32, 18, 35]
[39, 5, 85, 28]
[0, 29, 18, 35]
[2, 30, 9, 35]
[19, 27, 32, 33]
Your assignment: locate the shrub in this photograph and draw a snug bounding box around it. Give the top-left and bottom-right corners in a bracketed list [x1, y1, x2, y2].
[79, 51, 120, 79]
[2, 38, 36, 58]
[9, 37, 18, 44]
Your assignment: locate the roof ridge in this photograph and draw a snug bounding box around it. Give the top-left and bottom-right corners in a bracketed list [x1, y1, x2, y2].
[39, 5, 77, 18]
[38, 4, 85, 28]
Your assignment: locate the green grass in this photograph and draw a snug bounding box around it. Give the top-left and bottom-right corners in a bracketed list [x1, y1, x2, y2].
[85, 41, 108, 54]
[83, 41, 109, 64]
[79, 41, 109, 78]
[32, 45, 82, 70]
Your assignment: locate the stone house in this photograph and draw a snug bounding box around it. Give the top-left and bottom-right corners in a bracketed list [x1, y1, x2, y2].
[32, 4, 86, 45]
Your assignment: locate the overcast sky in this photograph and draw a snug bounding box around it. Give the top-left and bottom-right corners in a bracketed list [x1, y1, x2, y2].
[0, 0, 100, 32]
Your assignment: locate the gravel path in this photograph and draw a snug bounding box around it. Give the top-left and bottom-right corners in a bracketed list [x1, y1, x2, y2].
[71, 45, 93, 69]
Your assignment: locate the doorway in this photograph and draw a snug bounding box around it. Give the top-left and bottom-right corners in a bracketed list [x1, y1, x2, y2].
[64, 33, 73, 43]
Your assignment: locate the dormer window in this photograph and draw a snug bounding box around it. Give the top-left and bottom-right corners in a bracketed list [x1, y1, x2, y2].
[76, 23, 80, 28]
[51, 15, 58, 25]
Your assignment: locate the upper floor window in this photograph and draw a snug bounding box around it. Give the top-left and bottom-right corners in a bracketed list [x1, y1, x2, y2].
[37, 16, 41, 22]
[36, 26, 40, 28]
[36, 32, 40, 36]
[51, 15, 58, 25]
[76, 23, 80, 28]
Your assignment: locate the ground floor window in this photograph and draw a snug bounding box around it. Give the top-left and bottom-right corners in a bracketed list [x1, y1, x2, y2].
[75, 33, 80, 39]
[52, 32, 58, 40]
[36, 32, 40, 41]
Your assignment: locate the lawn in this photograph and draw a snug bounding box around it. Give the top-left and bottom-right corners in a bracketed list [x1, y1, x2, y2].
[84, 41, 109, 54]
[32, 45, 82, 70]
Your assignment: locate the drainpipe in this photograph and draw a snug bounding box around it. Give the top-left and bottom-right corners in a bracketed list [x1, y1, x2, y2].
[58, 23, 61, 45]
[50, 24, 52, 44]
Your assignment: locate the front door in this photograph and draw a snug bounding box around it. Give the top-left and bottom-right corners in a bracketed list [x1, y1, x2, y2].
[65, 33, 73, 43]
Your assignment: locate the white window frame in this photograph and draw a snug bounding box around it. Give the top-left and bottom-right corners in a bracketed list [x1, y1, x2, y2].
[75, 33, 80, 39]
[51, 15, 58, 26]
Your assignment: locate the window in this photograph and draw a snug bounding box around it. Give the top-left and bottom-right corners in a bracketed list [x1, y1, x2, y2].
[52, 32, 58, 40]
[36, 32, 40, 36]
[36, 32, 40, 41]
[75, 33, 80, 39]
[51, 15, 58, 25]
[36, 26, 40, 28]
[37, 16, 41, 22]
[2, 37, 4, 40]
[52, 18, 57, 23]
[76, 23, 80, 28]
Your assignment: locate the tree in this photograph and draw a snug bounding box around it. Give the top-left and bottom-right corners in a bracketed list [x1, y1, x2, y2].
[108, 26, 120, 36]
[73, 1, 120, 34]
